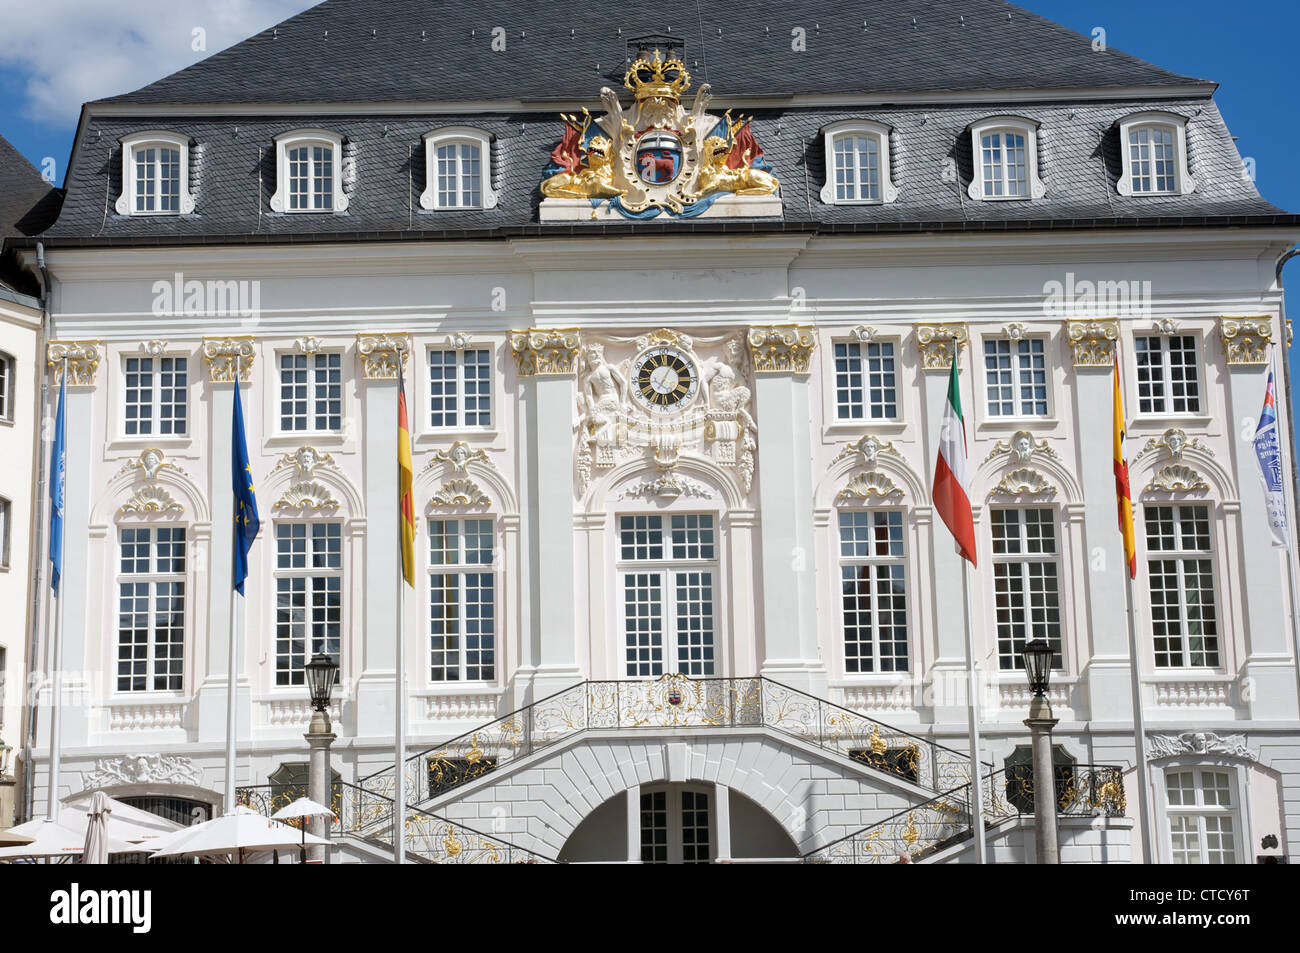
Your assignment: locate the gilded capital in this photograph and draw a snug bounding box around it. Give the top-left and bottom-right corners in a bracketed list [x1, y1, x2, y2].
[915, 324, 967, 370]
[202, 336, 256, 383]
[747, 324, 815, 374]
[1066, 319, 1119, 367]
[357, 332, 411, 380]
[510, 328, 580, 377]
[1220, 317, 1273, 366]
[47, 340, 102, 387]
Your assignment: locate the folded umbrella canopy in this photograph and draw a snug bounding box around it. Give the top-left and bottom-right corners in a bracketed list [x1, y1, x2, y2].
[152, 805, 330, 863]
[82, 791, 112, 865]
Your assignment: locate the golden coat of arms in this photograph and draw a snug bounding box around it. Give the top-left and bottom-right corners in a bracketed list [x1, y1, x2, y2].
[539, 46, 780, 221]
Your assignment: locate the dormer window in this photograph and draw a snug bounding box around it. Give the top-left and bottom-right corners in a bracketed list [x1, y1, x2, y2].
[968, 117, 1045, 201]
[115, 132, 194, 216]
[421, 128, 498, 210]
[270, 130, 349, 213]
[819, 120, 896, 205]
[1117, 113, 1195, 197]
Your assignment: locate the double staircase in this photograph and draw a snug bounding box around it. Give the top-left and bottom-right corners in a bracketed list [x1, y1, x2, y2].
[238, 673, 1125, 863]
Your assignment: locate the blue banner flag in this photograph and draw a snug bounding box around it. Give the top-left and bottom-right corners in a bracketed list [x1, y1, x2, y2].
[232, 380, 260, 593]
[48, 370, 67, 594]
[1253, 368, 1289, 548]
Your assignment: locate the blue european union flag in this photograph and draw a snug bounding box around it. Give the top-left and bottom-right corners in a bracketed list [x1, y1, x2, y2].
[232, 380, 260, 594]
[48, 370, 67, 594]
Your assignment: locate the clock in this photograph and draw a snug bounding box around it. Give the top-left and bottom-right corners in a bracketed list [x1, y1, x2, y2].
[631, 346, 699, 413]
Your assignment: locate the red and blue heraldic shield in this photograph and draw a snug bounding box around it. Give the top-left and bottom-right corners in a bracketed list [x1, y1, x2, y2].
[637, 132, 682, 184]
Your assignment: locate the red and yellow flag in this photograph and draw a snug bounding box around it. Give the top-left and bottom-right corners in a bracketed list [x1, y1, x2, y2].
[1113, 358, 1137, 579]
[398, 383, 415, 587]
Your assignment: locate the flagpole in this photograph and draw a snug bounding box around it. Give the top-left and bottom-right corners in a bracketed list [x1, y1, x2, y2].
[45, 357, 67, 822]
[1266, 345, 1300, 711]
[395, 564, 406, 863]
[225, 354, 241, 813]
[960, 558, 988, 863]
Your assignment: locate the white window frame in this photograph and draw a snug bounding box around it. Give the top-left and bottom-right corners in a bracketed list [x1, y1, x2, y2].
[116, 524, 187, 694]
[1117, 112, 1196, 197]
[1133, 333, 1202, 416]
[837, 509, 910, 674]
[116, 132, 194, 216]
[122, 353, 189, 438]
[428, 517, 497, 683]
[989, 507, 1064, 672]
[831, 337, 900, 422]
[277, 351, 344, 434]
[270, 130, 348, 213]
[427, 346, 493, 429]
[1159, 766, 1245, 864]
[819, 120, 897, 205]
[967, 117, 1045, 201]
[617, 513, 719, 678]
[272, 520, 343, 687]
[982, 335, 1050, 419]
[0, 496, 10, 570]
[639, 785, 715, 865]
[1143, 503, 1221, 670]
[420, 128, 498, 210]
[0, 350, 13, 424]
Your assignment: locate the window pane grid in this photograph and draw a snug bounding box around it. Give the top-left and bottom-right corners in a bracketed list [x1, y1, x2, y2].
[833, 133, 880, 202]
[288, 143, 334, 211]
[281, 353, 341, 431]
[1145, 505, 1219, 668]
[620, 514, 716, 676]
[838, 510, 908, 673]
[428, 518, 496, 682]
[436, 142, 484, 208]
[117, 527, 186, 692]
[274, 522, 342, 685]
[981, 131, 1028, 198]
[1167, 769, 1238, 864]
[985, 339, 1046, 417]
[1129, 126, 1177, 194]
[1135, 335, 1200, 414]
[429, 349, 491, 428]
[991, 509, 1063, 670]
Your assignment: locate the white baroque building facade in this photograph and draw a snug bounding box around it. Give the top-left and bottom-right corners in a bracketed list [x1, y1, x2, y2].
[7, 1, 1300, 862]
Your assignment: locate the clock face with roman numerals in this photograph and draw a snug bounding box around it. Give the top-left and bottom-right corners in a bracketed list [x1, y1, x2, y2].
[631, 346, 699, 413]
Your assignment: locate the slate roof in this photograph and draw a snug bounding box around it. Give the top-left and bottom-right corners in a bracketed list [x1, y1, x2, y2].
[100, 0, 1206, 108]
[0, 134, 61, 294]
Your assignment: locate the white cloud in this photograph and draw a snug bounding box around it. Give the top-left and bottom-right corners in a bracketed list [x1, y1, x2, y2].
[0, 0, 317, 126]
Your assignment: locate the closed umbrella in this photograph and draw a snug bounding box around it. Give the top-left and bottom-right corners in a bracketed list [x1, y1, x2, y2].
[82, 791, 112, 865]
[272, 797, 338, 863]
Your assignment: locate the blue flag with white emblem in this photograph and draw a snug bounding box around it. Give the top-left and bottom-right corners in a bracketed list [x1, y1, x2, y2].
[48, 370, 67, 594]
[232, 380, 260, 593]
[1253, 367, 1289, 548]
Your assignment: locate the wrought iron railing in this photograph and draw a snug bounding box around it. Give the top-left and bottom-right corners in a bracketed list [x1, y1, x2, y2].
[803, 762, 1127, 864]
[235, 781, 553, 864]
[356, 673, 982, 811]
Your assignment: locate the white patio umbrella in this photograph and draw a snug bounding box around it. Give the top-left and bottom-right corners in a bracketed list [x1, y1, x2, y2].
[0, 820, 137, 861]
[152, 805, 329, 863]
[0, 829, 34, 847]
[272, 797, 338, 862]
[82, 791, 112, 865]
[59, 791, 184, 849]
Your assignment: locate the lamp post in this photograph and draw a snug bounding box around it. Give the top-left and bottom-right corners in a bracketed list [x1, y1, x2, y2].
[1021, 638, 1059, 864]
[304, 653, 339, 864]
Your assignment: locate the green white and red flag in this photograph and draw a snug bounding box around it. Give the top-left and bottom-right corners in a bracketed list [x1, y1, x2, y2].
[933, 358, 977, 566]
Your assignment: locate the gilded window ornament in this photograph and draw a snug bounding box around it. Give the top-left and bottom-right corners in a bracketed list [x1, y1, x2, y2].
[850, 325, 878, 343]
[510, 329, 580, 377]
[991, 467, 1056, 498]
[357, 332, 411, 380]
[1145, 464, 1209, 493]
[1133, 428, 1211, 466]
[915, 325, 967, 370]
[120, 484, 184, 514]
[118, 447, 188, 481]
[982, 430, 1057, 465]
[746, 324, 815, 374]
[429, 441, 492, 475]
[430, 477, 491, 508]
[139, 340, 168, 357]
[202, 336, 255, 383]
[297, 336, 323, 353]
[833, 434, 900, 471]
[1219, 317, 1272, 365]
[273, 481, 340, 511]
[47, 340, 102, 387]
[272, 446, 337, 481]
[1066, 319, 1119, 366]
[1003, 322, 1027, 341]
[1154, 318, 1181, 335]
[836, 470, 904, 502]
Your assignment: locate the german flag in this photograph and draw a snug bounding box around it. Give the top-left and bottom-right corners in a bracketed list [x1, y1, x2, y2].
[398, 382, 416, 587]
[1113, 358, 1137, 579]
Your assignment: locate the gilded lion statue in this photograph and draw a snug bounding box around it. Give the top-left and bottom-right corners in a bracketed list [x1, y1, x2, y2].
[540, 135, 623, 199]
[686, 136, 779, 200]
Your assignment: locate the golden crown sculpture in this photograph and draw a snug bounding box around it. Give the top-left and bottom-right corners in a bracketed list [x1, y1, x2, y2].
[623, 49, 692, 104]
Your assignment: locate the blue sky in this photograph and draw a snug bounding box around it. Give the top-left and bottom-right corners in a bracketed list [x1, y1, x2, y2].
[2, 0, 1297, 377]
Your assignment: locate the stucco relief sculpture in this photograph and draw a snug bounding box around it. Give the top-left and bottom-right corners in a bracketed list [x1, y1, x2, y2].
[84, 753, 201, 788]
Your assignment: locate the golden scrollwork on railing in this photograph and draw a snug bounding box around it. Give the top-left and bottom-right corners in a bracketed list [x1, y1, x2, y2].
[805, 797, 969, 864]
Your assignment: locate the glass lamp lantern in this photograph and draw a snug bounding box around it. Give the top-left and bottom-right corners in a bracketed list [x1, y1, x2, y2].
[305, 654, 339, 712]
[1021, 639, 1054, 698]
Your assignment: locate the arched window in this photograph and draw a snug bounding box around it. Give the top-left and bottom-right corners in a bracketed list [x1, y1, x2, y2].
[116, 132, 194, 215]
[819, 120, 896, 205]
[1164, 766, 1241, 863]
[421, 128, 498, 210]
[968, 117, 1045, 201]
[270, 130, 348, 213]
[1116, 113, 1195, 197]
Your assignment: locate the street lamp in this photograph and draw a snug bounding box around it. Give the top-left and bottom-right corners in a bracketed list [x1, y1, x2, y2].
[1020, 638, 1059, 864]
[304, 653, 339, 864]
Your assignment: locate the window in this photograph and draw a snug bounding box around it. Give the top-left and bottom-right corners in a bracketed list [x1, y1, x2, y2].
[274, 522, 342, 686]
[0, 497, 9, 570]
[968, 118, 1044, 201]
[819, 121, 896, 205]
[1134, 335, 1200, 415]
[1145, 505, 1219, 668]
[279, 353, 342, 432]
[619, 514, 717, 677]
[429, 518, 496, 682]
[123, 355, 188, 436]
[270, 130, 348, 213]
[117, 526, 186, 692]
[1003, 745, 1076, 813]
[640, 787, 711, 864]
[1166, 768, 1239, 864]
[1117, 114, 1195, 197]
[833, 340, 897, 421]
[0, 351, 13, 422]
[429, 348, 492, 428]
[115, 133, 194, 216]
[421, 128, 498, 210]
[991, 509, 1062, 671]
[984, 338, 1048, 417]
[838, 510, 908, 673]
